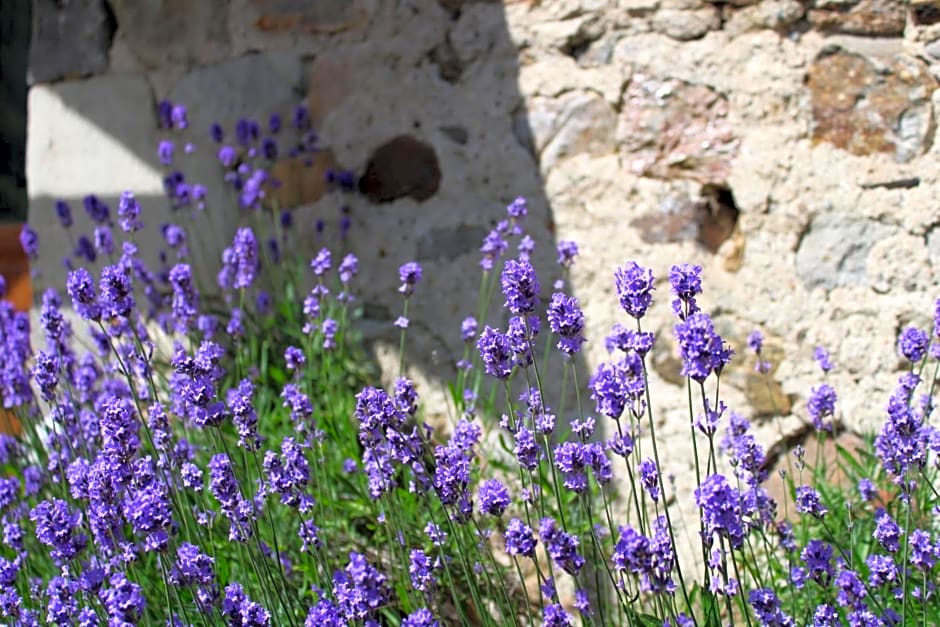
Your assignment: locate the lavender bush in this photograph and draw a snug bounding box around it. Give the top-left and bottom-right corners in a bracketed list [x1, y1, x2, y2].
[1, 101, 939, 627]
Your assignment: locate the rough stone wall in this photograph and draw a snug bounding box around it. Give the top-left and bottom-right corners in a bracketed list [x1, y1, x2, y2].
[24, 0, 940, 563]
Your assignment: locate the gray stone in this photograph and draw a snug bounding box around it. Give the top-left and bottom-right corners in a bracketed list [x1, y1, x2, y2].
[927, 225, 940, 268]
[109, 0, 230, 68]
[169, 53, 304, 134]
[416, 225, 487, 261]
[795, 213, 897, 290]
[925, 38, 940, 60]
[29, 0, 114, 83]
[526, 92, 617, 171]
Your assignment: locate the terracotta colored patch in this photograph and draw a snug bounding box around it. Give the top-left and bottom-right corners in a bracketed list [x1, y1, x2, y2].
[266, 150, 338, 210]
[807, 47, 936, 162]
[252, 0, 369, 34]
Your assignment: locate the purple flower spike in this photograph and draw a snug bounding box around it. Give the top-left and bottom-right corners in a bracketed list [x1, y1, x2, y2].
[117, 191, 143, 233]
[674, 311, 733, 382]
[501, 258, 540, 314]
[547, 292, 586, 355]
[398, 262, 422, 296]
[897, 326, 929, 363]
[477, 326, 513, 380]
[158, 140, 174, 166]
[614, 261, 654, 319]
[19, 225, 38, 259]
[556, 240, 579, 267]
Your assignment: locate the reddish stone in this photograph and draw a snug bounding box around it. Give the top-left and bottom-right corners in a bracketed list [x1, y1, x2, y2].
[252, 0, 370, 34]
[359, 136, 441, 203]
[807, 0, 906, 36]
[266, 149, 338, 209]
[618, 75, 739, 185]
[807, 48, 936, 162]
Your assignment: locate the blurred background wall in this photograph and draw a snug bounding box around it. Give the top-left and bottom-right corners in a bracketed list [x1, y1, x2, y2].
[8, 0, 940, 544]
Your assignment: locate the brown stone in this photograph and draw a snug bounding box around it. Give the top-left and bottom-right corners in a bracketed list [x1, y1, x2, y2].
[306, 53, 355, 126]
[359, 136, 442, 203]
[252, 0, 371, 33]
[617, 75, 739, 185]
[807, 0, 906, 36]
[631, 185, 739, 253]
[807, 48, 936, 163]
[912, 0, 940, 26]
[266, 149, 337, 209]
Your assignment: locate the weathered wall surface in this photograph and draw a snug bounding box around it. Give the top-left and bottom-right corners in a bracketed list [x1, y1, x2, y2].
[24, 0, 940, 561]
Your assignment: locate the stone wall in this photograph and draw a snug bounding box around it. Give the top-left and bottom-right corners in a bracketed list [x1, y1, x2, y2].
[24, 0, 940, 559]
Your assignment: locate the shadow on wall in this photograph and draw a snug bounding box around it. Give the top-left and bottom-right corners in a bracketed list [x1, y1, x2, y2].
[25, 1, 592, 413]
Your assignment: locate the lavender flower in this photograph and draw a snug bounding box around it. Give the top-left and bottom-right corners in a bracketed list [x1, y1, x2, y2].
[409, 549, 436, 592]
[674, 311, 733, 382]
[501, 258, 540, 314]
[168, 264, 198, 333]
[67, 268, 100, 321]
[897, 326, 929, 363]
[539, 517, 584, 575]
[158, 140, 174, 165]
[543, 604, 573, 626]
[102, 572, 146, 625]
[19, 225, 38, 259]
[461, 316, 477, 342]
[29, 499, 87, 563]
[99, 264, 135, 320]
[398, 262, 422, 296]
[614, 261, 654, 319]
[228, 379, 261, 451]
[639, 458, 660, 502]
[668, 263, 702, 317]
[232, 227, 259, 289]
[814, 346, 833, 373]
[284, 346, 306, 371]
[222, 583, 270, 626]
[588, 354, 645, 420]
[795, 486, 827, 518]
[505, 518, 537, 558]
[695, 474, 745, 549]
[117, 191, 143, 233]
[332, 552, 388, 622]
[402, 608, 438, 627]
[873, 510, 901, 553]
[477, 326, 513, 380]
[55, 199, 73, 228]
[556, 240, 578, 267]
[801, 539, 834, 585]
[310, 248, 331, 277]
[478, 479, 511, 516]
[480, 229, 508, 271]
[748, 588, 793, 626]
[547, 292, 586, 355]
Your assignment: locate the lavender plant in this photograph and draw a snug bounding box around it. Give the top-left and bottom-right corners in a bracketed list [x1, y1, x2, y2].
[1, 100, 939, 627]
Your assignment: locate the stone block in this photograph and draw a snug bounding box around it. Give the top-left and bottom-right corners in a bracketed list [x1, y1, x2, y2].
[29, 0, 114, 83]
[807, 48, 935, 163]
[617, 75, 739, 184]
[795, 212, 897, 290]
